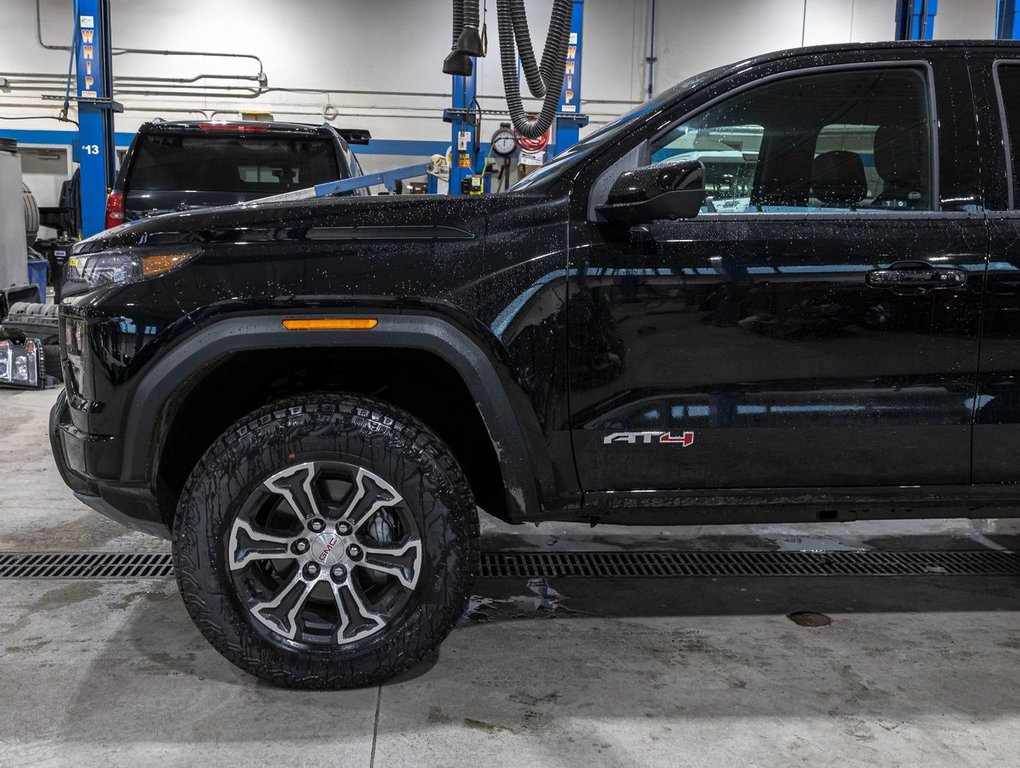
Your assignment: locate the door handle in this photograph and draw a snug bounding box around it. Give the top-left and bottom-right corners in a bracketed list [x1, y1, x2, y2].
[865, 262, 967, 291]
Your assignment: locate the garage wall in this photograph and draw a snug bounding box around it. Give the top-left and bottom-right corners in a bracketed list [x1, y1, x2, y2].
[0, 0, 1006, 199]
[934, 0, 999, 39]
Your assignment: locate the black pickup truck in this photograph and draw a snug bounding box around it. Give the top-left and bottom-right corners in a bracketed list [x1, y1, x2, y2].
[49, 41, 1020, 688]
[104, 120, 372, 227]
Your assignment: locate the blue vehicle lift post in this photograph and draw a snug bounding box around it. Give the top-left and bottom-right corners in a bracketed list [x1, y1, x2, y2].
[895, 0, 939, 40]
[444, 67, 480, 195]
[997, 0, 1020, 38]
[74, 0, 121, 237]
[554, 0, 589, 155]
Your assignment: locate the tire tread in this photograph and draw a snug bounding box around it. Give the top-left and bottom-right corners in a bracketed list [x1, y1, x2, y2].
[172, 392, 480, 689]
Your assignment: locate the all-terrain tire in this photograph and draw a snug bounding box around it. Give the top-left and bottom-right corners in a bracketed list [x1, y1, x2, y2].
[172, 392, 480, 689]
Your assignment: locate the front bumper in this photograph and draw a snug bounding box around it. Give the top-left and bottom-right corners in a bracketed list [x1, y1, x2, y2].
[49, 390, 170, 539]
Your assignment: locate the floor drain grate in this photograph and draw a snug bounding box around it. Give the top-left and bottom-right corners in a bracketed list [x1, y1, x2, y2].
[0, 551, 173, 580]
[477, 549, 1020, 579]
[0, 549, 1018, 580]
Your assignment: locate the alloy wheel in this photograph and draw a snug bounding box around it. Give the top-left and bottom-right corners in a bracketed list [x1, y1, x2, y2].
[226, 461, 423, 646]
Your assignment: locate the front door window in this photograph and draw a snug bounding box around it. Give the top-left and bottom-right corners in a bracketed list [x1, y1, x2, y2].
[649, 68, 933, 214]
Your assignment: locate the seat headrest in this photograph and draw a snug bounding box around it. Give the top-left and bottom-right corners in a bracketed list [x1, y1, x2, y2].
[811, 150, 867, 207]
[874, 124, 923, 187]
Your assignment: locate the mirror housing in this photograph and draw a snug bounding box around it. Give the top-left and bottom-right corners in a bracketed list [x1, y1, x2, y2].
[596, 161, 706, 225]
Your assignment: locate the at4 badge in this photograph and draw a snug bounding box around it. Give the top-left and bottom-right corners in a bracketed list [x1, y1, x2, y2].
[603, 431, 695, 446]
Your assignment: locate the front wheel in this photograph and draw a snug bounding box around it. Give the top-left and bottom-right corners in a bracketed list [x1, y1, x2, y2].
[172, 393, 479, 689]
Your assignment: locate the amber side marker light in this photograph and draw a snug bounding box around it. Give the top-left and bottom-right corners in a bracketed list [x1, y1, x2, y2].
[282, 318, 379, 330]
[142, 252, 193, 277]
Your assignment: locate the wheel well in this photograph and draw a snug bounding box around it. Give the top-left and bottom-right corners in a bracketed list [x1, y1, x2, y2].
[155, 347, 508, 528]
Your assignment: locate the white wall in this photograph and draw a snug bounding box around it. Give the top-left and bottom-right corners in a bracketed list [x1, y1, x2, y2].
[934, 0, 998, 39]
[0, 0, 1008, 203]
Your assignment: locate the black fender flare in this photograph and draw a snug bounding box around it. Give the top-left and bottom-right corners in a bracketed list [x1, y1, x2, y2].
[121, 312, 556, 520]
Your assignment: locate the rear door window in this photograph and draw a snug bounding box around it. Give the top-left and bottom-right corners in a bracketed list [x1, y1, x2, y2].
[994, 64, 1020, 207]
[127, 133, 341, 193]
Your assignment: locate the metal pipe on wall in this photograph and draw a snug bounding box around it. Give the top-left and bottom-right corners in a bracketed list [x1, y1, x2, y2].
[0, 111, 78, 125]
[0, 71, 260, 85]
[35, 0, 266, 78]
[1, 83, 631, 120]
[2, 67, 643, 108]
[34, 0, 68, 51]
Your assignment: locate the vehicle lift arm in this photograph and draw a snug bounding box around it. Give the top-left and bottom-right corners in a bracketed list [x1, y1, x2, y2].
[255, 162, 435, 204]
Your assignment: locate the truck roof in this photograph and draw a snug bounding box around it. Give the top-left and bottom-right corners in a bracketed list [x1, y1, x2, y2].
[738, 38, 1020, 71]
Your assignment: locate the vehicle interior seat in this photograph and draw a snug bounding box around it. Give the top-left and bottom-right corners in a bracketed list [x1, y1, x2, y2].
[810, 150, 868, 208]
[870, 124, 925, 209]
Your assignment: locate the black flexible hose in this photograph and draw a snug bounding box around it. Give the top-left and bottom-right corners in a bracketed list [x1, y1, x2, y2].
[463, 0, 480, 37]
[538, 0, 572, 91]
[452, 0, 464, 46]
[508, 0, 546, 98]
[497, 0, 573, 139]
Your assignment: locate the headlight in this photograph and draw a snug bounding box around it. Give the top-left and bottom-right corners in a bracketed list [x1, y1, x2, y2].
[65, 246, 201, 289]
[0, 338, 44, 389]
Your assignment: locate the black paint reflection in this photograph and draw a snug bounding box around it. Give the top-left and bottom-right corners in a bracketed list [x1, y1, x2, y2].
[569, 214, 986, 492]
[581, 384, 975, 432]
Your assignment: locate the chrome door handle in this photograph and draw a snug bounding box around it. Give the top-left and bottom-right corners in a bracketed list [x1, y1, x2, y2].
[866, 262, 966, 291]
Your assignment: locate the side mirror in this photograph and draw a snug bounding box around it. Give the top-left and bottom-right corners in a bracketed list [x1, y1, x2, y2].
[596, 161, 706, 225]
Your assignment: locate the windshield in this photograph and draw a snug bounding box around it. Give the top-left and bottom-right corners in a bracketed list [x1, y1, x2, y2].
[509, 64, 728, 192]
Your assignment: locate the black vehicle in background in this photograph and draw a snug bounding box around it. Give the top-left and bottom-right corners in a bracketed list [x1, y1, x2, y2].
[104, 120, 371, 227]
[49, 41, 1020, 689]
[4, 121, 370, 381]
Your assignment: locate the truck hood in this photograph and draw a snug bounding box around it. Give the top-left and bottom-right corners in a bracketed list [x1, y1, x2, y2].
[76, 192, 539, 253]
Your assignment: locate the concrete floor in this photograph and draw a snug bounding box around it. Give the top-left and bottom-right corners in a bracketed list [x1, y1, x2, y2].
[2, 386, 1020, 767]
